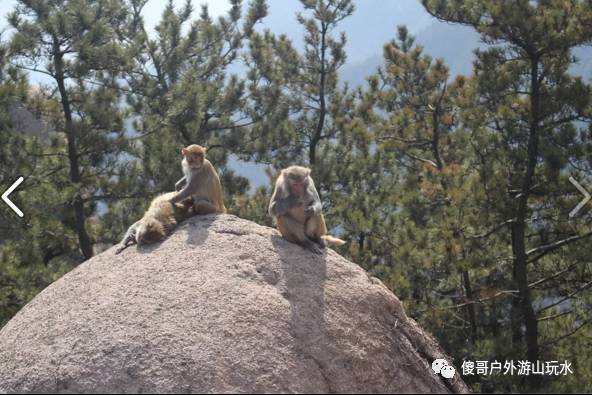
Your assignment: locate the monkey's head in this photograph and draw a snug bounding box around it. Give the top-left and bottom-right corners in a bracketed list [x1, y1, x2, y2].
[182, 144, 207, 170]
[283, 166, 311, 196]
[136, 219, 166, 245]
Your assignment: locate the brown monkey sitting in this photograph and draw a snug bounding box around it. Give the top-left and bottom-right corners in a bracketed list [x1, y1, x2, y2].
[269, 166, 345, 254]
[169, 144, 226, 214]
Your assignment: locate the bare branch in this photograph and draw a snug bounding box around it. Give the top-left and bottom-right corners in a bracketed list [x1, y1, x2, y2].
[527, 231, 592, 263]
[529, 265, 576, 289]
[466, 218, 516, 239]
[537, 309, 574, 322]
[537, 280, 592, 314]
[541, 318, 591, 348]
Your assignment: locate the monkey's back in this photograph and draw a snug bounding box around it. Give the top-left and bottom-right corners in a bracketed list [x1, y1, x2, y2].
[194, 160, 226, 213]
[145, 192, 177, 227]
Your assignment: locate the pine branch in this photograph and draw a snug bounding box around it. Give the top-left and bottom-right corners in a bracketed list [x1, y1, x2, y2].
[541, 318, 591, 348]
[418, 290, 518, 313]
[537, 280, 592, 314]
[403, 151, 438, 168]
[527, 231, 592, 264]
[466, 218, 516, 239]
[528, 265, 577, 289]
[537, 309, 574, 322]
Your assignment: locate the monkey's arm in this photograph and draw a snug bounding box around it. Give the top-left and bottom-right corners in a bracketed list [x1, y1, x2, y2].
[174, 176, 187, 192]
[269, 195, 301, 217]
[305, 199, 322, 217]
[304, 183, 323, 217]
[172, 200, 195, 222]
[169, 177, 197, 204]
[115, 220, 141, 254]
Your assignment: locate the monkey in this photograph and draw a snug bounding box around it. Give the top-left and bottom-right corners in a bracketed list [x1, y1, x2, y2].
[169, 144, 227, 215]
[115, 192, 194, 254]
[268, 166, 345, 254]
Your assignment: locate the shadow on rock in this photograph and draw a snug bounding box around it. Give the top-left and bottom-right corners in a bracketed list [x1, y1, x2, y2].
[184, 214, 219, 246]
[271, 235, 346, 392]
[136, 242, 164, 255]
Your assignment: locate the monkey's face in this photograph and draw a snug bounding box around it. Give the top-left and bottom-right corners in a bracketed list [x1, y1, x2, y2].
[283, 166, 311, 196]
[287, 174, 307, 196]
[182, 145, 206, 170]
[137, 221, 165, 245]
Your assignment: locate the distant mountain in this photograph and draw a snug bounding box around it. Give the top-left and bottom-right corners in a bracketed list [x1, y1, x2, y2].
[340, 20, 592, 87]
[414, 21, 482, 76]
[339, 21, 481, 87]
[7, 100, 50, 139]
[259, 0, 433, 63]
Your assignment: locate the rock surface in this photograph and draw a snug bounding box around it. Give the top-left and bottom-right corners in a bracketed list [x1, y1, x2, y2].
[0, 214, 469, 393]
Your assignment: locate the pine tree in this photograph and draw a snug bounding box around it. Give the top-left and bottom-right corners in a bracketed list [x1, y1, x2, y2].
[124, 0, 267, 201]
[0, 34, 76, 327]
[247, 0, 353, 169]
[7, 0, 142, 259]
[423, 0, 592, 388]
[361, 25, 488, 349]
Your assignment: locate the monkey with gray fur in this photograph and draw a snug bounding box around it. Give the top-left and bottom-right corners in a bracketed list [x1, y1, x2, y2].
[269, 166, 345, 254]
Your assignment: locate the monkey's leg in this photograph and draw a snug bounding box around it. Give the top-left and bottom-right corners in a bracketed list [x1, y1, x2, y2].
[173, 199, 195, 222]
[194, 199, 219, 215]
[308, 214, 345, 247]
[278, 215, 322, 254]
[115, 221, 140, 254]
[277, 215, 305, 242]
[304, 214, 326, 248]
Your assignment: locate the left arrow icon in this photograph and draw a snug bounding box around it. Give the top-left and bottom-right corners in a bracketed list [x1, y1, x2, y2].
[2, 177, 24, 218]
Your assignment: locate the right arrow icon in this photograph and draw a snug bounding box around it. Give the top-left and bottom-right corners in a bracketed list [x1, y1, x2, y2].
[569, 176, 591, 218]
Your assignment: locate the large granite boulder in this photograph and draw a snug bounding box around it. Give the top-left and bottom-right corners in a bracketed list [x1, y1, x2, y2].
[0, 214, 468, 393]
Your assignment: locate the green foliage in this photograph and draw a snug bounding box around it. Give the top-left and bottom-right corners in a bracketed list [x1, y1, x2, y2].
[7, 0, 142, 259]
[230, 185, 274, 227]
[0, 244, 72, 326]
[415, 1, 592, 391]
[125, 0, 268, 191]
[246, 0, 354, 170]
[0, 66, 78, 329]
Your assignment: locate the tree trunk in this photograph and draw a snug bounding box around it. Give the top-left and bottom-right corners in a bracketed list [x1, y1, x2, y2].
[462, 270, 478, 343]
[52, 38, 94, 260]
[310, 23, 328, 166]
[511, 56, 541, 366]
[358, 232, 365, 252]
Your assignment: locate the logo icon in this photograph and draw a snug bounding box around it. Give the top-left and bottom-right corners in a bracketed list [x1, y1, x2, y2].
[432, 358, 456, 378]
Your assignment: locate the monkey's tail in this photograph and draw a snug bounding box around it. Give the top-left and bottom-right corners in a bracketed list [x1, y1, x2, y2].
[321, 235, 346, 246]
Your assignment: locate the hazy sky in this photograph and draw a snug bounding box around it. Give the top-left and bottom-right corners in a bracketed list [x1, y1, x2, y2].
[0, 0, 232, 32]
[0, 0, 434, 63]
[0, 0, 232, 84]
